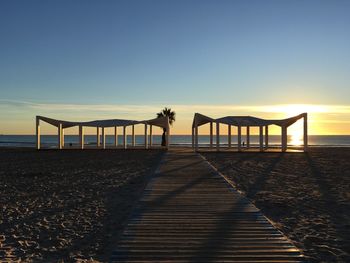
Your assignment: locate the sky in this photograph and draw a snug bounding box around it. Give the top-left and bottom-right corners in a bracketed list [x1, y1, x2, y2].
[0, 0, 349, 135]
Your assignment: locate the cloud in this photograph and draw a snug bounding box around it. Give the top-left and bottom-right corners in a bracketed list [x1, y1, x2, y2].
[1, 99, 350, 117]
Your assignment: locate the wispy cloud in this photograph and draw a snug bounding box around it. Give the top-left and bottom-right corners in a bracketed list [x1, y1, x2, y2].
[1, 100, 350, 115]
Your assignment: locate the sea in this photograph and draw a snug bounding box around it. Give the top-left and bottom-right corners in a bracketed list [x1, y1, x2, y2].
[0, 135, 350, 148]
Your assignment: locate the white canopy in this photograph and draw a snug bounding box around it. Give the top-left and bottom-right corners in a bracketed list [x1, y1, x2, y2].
[37, 115, 169, 129]
[36, 115, 170, 150]
[192, 112, 308, 152]
[192, 112, 306, 128]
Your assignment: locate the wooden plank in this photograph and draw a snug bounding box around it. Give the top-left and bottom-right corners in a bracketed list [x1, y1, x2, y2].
[111, 149, 305, 262]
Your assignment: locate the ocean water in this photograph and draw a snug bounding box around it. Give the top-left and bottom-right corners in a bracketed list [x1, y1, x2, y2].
[0, 135, 350, 148]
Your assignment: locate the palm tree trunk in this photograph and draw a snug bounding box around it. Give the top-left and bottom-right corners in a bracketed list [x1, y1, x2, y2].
[161, 128, 166, 146]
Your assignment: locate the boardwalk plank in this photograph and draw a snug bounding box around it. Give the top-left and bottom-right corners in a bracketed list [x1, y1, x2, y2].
[111, 150, 305, 262]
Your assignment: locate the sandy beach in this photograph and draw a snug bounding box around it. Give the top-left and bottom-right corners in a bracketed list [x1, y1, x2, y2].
[202, 147, 350, 262]
[0, 148, 163, 262]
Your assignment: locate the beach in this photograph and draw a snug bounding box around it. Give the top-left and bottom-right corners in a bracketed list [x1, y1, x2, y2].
[1, 147, 349, 262]
[0, 148, 163, 262]
[202, 147, 350, 262]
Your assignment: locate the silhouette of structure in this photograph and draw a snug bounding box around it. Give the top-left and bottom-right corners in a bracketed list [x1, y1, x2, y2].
[35, 115, 170, 150]
[192, 113, 308, 152]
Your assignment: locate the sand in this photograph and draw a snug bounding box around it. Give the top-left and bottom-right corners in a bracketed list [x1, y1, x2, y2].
[0, 148, 163, 262]
[202, 147, 350, 263]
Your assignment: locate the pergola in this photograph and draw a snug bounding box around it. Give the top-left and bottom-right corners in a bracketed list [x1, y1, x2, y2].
[35, 115, 170, 150]
[192, 112, 308, 152]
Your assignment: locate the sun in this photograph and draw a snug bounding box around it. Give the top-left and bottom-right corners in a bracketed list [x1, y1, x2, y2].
[289, 127, 304, 146]
[268, 104, 326, 146]
[263, 104, 330, 144]
[282, 106, 306, 146]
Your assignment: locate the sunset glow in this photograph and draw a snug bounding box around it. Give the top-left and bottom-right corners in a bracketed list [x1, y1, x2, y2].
[289, 129, 304, 146]
[0, 101, 349, 135]
[1, 0, 350, 136]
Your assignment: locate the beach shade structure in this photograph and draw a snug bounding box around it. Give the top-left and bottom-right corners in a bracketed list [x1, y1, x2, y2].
[192, 112, 308, 152]
[35, 115, 170, 150]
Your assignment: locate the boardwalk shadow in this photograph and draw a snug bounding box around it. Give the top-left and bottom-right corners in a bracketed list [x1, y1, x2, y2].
[218, 152, 260, 172]
[139, 174, 209, 211]
[191, 198, 253, 262]
[247, 153, 284, 199]
[204, 152, 284, 199]
[158, 160, 203, 175]
[304, 153, 348, 247]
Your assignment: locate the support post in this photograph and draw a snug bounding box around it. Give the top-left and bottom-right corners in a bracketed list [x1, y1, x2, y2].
[149, 125, 153, 146]
[228, 125, 231, 148]
[97, 127, 100, 147]
[132, 125, 135, 147]
[144, 124, 148, 149]
[281, 126, 287, 152]
[61, 129, 65, 148]
[114, 126, 118, 147]
[195, 125, 198, 152]
[265, 125, 269, 149]
[36, 117, 40, 150]
[192, 127, 194, 149]
[58, 123, 63, 149]
[216, 121, 220, 151]
[238, 125, 242, 151]
[102, 127, 105, 149]
[246, 126, 250, 148]
[79, 125, 84, 149]
[210, 122, 213, 148]
[304, 114, 308, 152]
[123, 126, 127, 149]
[259, 126, 263, 152]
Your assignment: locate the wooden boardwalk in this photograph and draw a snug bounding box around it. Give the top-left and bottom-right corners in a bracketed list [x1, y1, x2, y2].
[111, 149, 305, 262]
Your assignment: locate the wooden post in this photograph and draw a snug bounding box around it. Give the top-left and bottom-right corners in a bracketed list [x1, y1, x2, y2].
[246, 126, 250, 148]
[149, 125, 153, 147]
[259, 126, 263, 152]
[36, 117, 40, 150]
[114, 126, 118, 147]
[265, 125, 269, 149]
[132, 125, 135, 147]
[304, 114, 308, 152]
[228, 125, 231, 148]
[61, 129, 65, 148]
[58, 123, 63, 149]
[123, 126, 127, 149]
[281, 126, 287, 152]
[238, 125, 242, 151]
[79, 125, 84, 149]
[210, 122, 213, 148]
[144, 124, 148, 149]
[192, 127, 194, 149]
[97, 127, 100, 147]
[102, 127, 105, 149]
[195, 125, 198, 152]
[216, 121, 220, 151]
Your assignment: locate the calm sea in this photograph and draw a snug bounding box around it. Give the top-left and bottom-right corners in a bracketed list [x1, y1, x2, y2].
[0, 135, 350, 148]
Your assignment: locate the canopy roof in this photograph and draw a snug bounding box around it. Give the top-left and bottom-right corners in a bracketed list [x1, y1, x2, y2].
[37, 115, 169, 129]
[192, 112, 306, 128]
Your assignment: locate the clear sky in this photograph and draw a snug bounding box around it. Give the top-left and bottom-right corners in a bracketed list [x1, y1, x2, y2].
[1, 0, 349, 135]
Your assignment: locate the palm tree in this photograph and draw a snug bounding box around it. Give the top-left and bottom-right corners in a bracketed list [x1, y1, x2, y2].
[157, 107, 176, 146]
